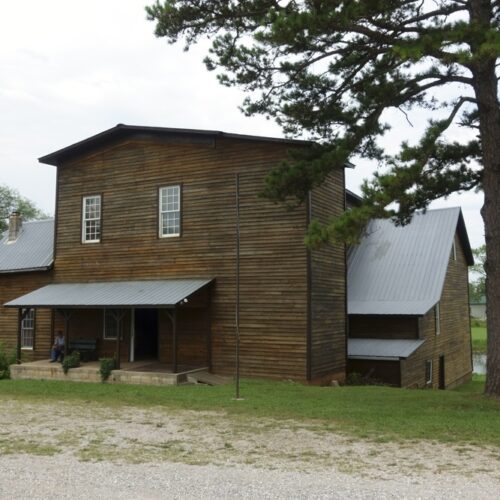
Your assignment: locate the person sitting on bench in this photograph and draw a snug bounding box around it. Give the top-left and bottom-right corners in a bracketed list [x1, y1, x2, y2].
[50, 331, 65, 363]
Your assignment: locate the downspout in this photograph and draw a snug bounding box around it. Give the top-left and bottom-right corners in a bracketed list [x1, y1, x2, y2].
[343, 172, 349, 379]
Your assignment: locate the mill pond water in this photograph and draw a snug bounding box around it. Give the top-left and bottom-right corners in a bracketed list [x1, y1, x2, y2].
[473, 353, 486, 375]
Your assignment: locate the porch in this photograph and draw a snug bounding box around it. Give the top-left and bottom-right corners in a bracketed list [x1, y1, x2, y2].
[5, 279, 214, 374]
[9, 359, 219, 386]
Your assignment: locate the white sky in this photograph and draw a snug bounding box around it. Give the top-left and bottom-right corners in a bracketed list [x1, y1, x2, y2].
[0, 0, 485, 248]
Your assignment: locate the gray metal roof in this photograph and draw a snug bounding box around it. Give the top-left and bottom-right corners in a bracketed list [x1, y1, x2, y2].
[348, 207, 471, 315]
[348, 338, 425, 360]
[39, 124, 312, 166]
[4, 279, 212, 308]
[0, 219, 54, 273]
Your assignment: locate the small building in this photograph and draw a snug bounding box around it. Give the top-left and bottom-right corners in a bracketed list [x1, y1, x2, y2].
[347, 208, 474, 389]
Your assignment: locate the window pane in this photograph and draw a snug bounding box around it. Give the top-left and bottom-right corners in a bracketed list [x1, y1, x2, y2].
[83, 195, 101, 242]
[104, 310, 118, 339]
[160, 185, 180, 237]
[21, 310, 35, 348]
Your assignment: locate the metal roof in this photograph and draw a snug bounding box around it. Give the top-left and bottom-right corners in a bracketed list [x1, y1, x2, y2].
[348, 207, 473, 316]
[4, 279, 212, 308]
[39, 124, 312, 166]
[0, 219, 54, 273]
[348, 338, 425, 360]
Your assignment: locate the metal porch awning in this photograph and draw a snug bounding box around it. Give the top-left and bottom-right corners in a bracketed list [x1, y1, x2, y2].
[4, 279, 213, 309]
[348, 338, 425, 361]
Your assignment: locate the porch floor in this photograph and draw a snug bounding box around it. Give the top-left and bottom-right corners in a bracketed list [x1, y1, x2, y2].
[10, 359, 211, 386]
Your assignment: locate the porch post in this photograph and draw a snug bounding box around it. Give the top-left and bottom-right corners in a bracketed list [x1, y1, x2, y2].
[206, 297, 212, 371]
[17, 308, 22, 364]
[115, 311, 121, 370]
[172, 307, 178, 373]
[62, 310, 70, 357]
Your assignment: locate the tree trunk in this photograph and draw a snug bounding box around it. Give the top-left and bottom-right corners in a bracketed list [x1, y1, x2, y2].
[470, 0, 500, 396]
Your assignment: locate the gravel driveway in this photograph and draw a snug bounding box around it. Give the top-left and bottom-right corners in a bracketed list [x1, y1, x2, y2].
[0, 399, 499, 499]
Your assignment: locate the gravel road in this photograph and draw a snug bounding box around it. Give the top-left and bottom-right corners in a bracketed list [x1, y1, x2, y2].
[0, 399, 499, 499]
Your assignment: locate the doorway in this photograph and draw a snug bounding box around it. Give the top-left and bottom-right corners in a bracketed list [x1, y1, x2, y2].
[134, 309, 158, 360]
[438, 355, 445, 390]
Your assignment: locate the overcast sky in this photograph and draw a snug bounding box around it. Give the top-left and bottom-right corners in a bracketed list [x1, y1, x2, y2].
[0, 0, 484, 248]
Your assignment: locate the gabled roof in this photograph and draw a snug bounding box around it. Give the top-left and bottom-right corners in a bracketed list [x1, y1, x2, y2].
[348, 207, 473, 316]
[4, 279, 212, 308]
[0, 219, 54, 274]
[39, 124, 312, 166]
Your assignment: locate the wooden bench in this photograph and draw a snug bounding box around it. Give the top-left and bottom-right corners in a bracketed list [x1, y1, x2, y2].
[69, 339, 98, 362]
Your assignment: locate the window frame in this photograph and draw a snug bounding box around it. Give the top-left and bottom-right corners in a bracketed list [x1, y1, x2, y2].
[435, 302, 441, 335]
[82, 194, 102, 244]
[21, 309, 35, 350]
[425, 360, 433, 385]
[103, 309, 119, 340]
[159, 185, 181, 238]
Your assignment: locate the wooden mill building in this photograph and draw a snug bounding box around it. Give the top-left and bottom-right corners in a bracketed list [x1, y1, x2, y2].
[0, 125, 346, 383]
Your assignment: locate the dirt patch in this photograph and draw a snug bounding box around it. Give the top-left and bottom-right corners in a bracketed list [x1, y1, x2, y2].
[1, 398, 499, 481]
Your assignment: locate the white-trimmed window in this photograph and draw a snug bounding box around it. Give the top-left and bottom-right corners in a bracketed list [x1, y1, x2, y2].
[82, 195, 101, 243]
[159, 185, 181, 237]
[103, 309, 118, 340]
[435, 302, 441, 335]
[425, 360, 433, 385]
[21, 309, 35, 349]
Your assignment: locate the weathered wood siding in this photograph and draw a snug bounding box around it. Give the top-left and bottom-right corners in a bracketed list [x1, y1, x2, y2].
[0, 272, 53, 361]
[309, 170, 347, 381]
[52, 136, 310, 379]
[349, 315, 419, 340]
[401, 234, 473, 388]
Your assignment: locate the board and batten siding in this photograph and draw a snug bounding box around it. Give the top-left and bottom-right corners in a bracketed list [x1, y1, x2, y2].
[309, 170, 347, 381]
[401, 233, 473, 388]
[0, 271, 53, 361]
[52, 136, 312, 379]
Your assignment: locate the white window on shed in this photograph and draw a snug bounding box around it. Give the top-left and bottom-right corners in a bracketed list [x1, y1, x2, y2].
[425, 360, 433, 385]
[435, 302, 441, 335]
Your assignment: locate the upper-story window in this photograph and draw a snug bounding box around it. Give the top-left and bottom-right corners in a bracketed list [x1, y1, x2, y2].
[82, 195, 101, 243]
[159, 185, 181, 238]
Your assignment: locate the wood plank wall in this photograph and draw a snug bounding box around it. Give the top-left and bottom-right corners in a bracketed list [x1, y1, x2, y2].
[52, 136, 312, 379]
[349, 315, 419, 340]
[401, 233, 473, 388]
[309, 170, 347, 381]
[0, 272, 53, 361]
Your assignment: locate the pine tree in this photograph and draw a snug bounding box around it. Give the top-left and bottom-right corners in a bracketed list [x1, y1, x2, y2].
[147, 0, 500, 396]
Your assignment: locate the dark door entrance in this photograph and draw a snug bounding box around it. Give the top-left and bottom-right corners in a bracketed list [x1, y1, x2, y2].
[134, 309, 158, 360]
[438, 355, 445, 390]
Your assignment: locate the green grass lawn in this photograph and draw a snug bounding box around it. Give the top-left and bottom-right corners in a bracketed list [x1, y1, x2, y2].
[1, 375, 499, 447]
[471, 326, 487, 353]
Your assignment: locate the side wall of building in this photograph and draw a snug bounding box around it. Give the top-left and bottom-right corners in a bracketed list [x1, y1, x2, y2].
[0, 271, 53, 361]
[401, 233, 473, 388]
[309, 169, 347, 382]
[52, 136, 310, 379]
[349, 315, 419, 340]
